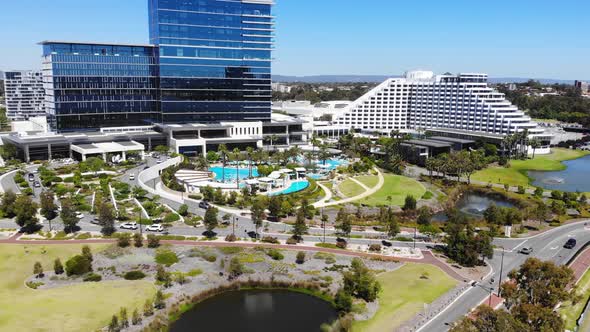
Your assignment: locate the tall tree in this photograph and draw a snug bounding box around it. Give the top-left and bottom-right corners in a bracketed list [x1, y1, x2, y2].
[60, 198, 79, 233]
[335, 208, 352, 239]
[292, 208, 308, 241]
[14, 195, 39, 232]
[0, 190, 17, 218]
[203, 206, 219, 237]
[99, 202, 116, 236]
[385, 207, 400, 238]
[40, 191, 58, 228]
[250, 198, 266, 237]
[268, 196, 282, 222]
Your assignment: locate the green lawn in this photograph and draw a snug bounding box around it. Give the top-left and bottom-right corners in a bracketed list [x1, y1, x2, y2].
[0, 244, 156, 332]
[560, 267, 590, 331]
[360, 174, 425, 206]
[352, 264, 457, 332]
[339, 179, 366, 197]
[355, 175, 379, 188]
[472, 148, 590, 187]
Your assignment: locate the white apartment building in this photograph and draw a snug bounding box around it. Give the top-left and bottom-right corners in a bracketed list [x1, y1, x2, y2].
[334, 71, 545, 138]
[3, 70, 46, 121]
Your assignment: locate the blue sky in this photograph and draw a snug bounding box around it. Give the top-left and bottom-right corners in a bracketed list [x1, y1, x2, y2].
[1, 0, 588, 79]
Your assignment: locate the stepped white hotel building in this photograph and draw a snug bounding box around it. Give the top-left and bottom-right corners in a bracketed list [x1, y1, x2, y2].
[334, 71, 551, 154]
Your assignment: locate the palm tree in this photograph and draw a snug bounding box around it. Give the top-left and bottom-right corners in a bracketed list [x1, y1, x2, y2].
[218, 144, 228, 183]
[319, 144, 331, 165]
[530, 138, 541, 159]
[233, 148, 241, 189]
[246, 146, 255, 178]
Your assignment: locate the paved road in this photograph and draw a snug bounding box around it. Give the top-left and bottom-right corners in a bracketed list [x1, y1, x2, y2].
[419, 220, 590, 332]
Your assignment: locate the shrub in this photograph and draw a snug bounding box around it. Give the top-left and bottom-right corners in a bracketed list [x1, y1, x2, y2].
[133, 233, 143, 247]
[26, 281, 44, 289]
[188, 194, 203, 200]
[83, 273, 102, 282]
[296, 251, 306, 264]
[368, 244, 382, 252]
[124, 270, 146, 280]
[218, 247, 243, 255]
[225, 234, 237, 242]
[65, 255, 92, 276]
[163, 213, 180, 223]
[517, 186, 526, 194]
[336, 241, 347, 249]
[421, 191, 434, 200]
[228, 257, 244, 277]
[187, 269, 203, 277]
[334, 289, 353, 313]
[286, 237, 298, 245]
[261, 236, 280, 244]
[147, 234, 160, 248]
[177, 204, 189, 216]
[54, 258, 64, 275]
[117, 233, 131, 248]
[155, 249, 179, 266]
[266, 248, 284, 260]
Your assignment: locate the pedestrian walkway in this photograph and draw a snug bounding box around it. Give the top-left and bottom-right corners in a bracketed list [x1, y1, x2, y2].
[569, 245, 590, 282]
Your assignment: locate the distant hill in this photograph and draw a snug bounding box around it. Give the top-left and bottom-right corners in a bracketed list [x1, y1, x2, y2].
[273, 74, 579, 85]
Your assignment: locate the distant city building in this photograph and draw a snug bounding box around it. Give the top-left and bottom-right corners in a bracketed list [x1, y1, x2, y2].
[272, 83, 292, 93]
[3, 70, 46, 121]
[575, 80, 590, 95]
[508, 83, 517, 91]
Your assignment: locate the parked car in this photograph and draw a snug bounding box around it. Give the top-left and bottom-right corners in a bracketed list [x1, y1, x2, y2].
[381, 240, 393, 247]
[199, 201, 210, 209]
[129, 174, 135, 181]
[75, 212, 85, 219]
[28, 174, 35, 181]
[564, 238, 577, 249]
[34, 181, 41, 188]
[120, 222, 138, 230]
[146, 224, 164, 232]
[90, 218, 101, 225]
[156, 159, 163, 164]
[518, 247, 533, 255]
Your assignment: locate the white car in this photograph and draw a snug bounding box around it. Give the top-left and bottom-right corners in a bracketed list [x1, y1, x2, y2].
[120, 222, 138, 230]
[75, 212, 85, 219]
[146, 224, 164, 232]
[129, 174, 135, 181]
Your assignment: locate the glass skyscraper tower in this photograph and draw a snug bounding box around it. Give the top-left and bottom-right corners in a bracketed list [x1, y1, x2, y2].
[148, 0, 274, 123]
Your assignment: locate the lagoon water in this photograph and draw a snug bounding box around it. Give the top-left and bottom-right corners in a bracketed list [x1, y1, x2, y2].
[529, 155, 590, 192]
[170, 290, 338, 332]
[433, 191, 516, 221]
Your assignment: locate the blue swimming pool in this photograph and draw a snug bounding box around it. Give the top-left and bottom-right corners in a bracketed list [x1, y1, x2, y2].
[209, 167, 259, 182]
[307, 173, 326, 180]
[269, 180, 310, 196]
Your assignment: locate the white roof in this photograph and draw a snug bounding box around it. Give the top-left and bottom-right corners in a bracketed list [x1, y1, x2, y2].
[279, 168, 294, 173]
[294, 167, 306, 172]
[71, 141, 144, 155]
[258, 177, 274, 183]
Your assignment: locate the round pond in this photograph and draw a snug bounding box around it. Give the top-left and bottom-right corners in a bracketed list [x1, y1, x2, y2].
[170, 290, 338, 332]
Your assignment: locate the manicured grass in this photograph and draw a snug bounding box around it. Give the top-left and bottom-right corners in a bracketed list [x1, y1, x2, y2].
[472, 148, 590, 187]
[355, 175, 379, 188]
[339, 179, 366, 197]
[360, 174, 426, 206]
[560, 267, 590, 331]
[0, 244, 155, 332]
[352, 264, 457, 332]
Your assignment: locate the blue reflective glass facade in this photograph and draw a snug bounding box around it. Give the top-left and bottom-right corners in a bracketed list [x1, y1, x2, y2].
[42, 42, 161, 132]
[148, 0, 274, 123]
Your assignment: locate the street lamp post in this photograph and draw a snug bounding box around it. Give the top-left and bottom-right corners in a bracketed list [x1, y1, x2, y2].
[232, 215, 236, 237]
[413, 226, 417, 249]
